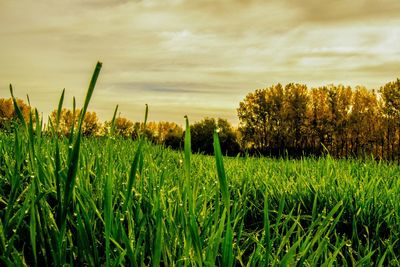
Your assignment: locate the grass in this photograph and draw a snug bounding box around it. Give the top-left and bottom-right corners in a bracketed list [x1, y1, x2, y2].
[1, 62, 400, 266]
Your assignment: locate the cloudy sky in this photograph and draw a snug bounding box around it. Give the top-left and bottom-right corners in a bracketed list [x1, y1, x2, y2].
[1, 0, 399, 125]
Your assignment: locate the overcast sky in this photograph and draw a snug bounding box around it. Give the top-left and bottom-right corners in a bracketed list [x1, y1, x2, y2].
[1, 0, 399, 125]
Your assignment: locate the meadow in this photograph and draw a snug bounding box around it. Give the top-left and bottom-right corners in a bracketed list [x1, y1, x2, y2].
[1, 62, 400, 266]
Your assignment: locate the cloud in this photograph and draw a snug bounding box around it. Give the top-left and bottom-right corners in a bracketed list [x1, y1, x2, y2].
[0, 0, 399, 125]
[288, 0, 400, 24]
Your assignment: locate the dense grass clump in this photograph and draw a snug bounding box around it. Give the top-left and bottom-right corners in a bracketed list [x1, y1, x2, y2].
[1, 63, 400, 266]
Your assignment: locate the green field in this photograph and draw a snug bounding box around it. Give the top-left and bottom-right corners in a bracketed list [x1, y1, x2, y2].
[1, 125, 400, 266]
[1, 63, 400, 266]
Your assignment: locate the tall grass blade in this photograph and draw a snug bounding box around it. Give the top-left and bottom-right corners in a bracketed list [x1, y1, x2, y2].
[152, 210, 162, 267]
[104, 105, 118, 267]
[213, 129, 233, 266]
[56, 89, 65, 128]
[30, 194, 37, 265]
[68, 97, 76, 146]
[54, 89, 65, 226]
[184, 116, 191, 180]
[213, 129, 229, 210]
[77, 62, 102, 131]
[122, 142, 143, 213]
[109, 105, 118, 135]
[144, 104, 149, 128]
[9, 84, 27, 130]
[60, 62, 102, 239]
[0, 220, 5, 254]
[222, 219, 234, 267]
[263, 194, 271, 265]
[123, 105, 148, 214]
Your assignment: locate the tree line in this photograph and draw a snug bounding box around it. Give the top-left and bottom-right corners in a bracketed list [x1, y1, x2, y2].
[1, 78, 400, 159]
[238, 79, 400, 160]
[0, 100, 240, 156]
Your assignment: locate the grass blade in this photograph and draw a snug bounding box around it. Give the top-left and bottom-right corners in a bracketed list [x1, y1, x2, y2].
[213, 129, 229, 210]
[59, 62, 102, 253]
[104, 105, 118, 267]
[184, 115, 191, 180]
[9, 84, 27, 130]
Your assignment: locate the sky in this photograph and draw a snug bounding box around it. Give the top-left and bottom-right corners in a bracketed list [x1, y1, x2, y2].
[0, 0, 399, 126]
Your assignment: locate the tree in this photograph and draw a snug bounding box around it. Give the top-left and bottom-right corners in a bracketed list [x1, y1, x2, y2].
[237, 80, 400, 159]
[282, 83, 309, 155]
[49, 108, 101, 137]
[145, 121, 183, 144]
[237, 83, 308, 156]
[82, 111, 101, 136]
[0, 98, 31, 131]
[237, 88, 271, 152]
[266, 84, 285, 154]
[163, 124, 183, 150]
[306, 87, 331, 155]
[104, 116, 134, 138]
[132, 122, 154, 141]
[379, 79, 400, 160]
[191, 118, 240, 156]
[132, 121, 183, 145]
[349, 87, 380, 157]
[325, 85, 352, 157]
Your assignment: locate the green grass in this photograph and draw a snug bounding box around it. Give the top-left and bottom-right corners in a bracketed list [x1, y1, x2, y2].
[1, 63, 400, 266]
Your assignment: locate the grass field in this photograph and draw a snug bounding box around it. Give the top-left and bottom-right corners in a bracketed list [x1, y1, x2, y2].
[1, 63, 400, 266]
[1, 130, 400, 266]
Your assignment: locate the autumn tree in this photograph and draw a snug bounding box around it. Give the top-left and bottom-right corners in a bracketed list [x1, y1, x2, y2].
[104, 116, 134, 138]
[132, 122, 153, 141]
[82, 111, 101, 136]
[237, 88, 271, 152]
[307, 87, 331, 155]
[266, 84, 285, 154]
[379, 79, 400, 160]
[325, 85, 352, 157]
[349, 87, 380, 157]
[237, 83, 308, 155]
[50, 108, 76, 136]
[0, 98, 31, 131]
[50, 108, 101, 137]
[131, 121, 183, 148]
[237, 83, 352, 157]
[282, 83, 309, 155]
[144, 121, 183, 144]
